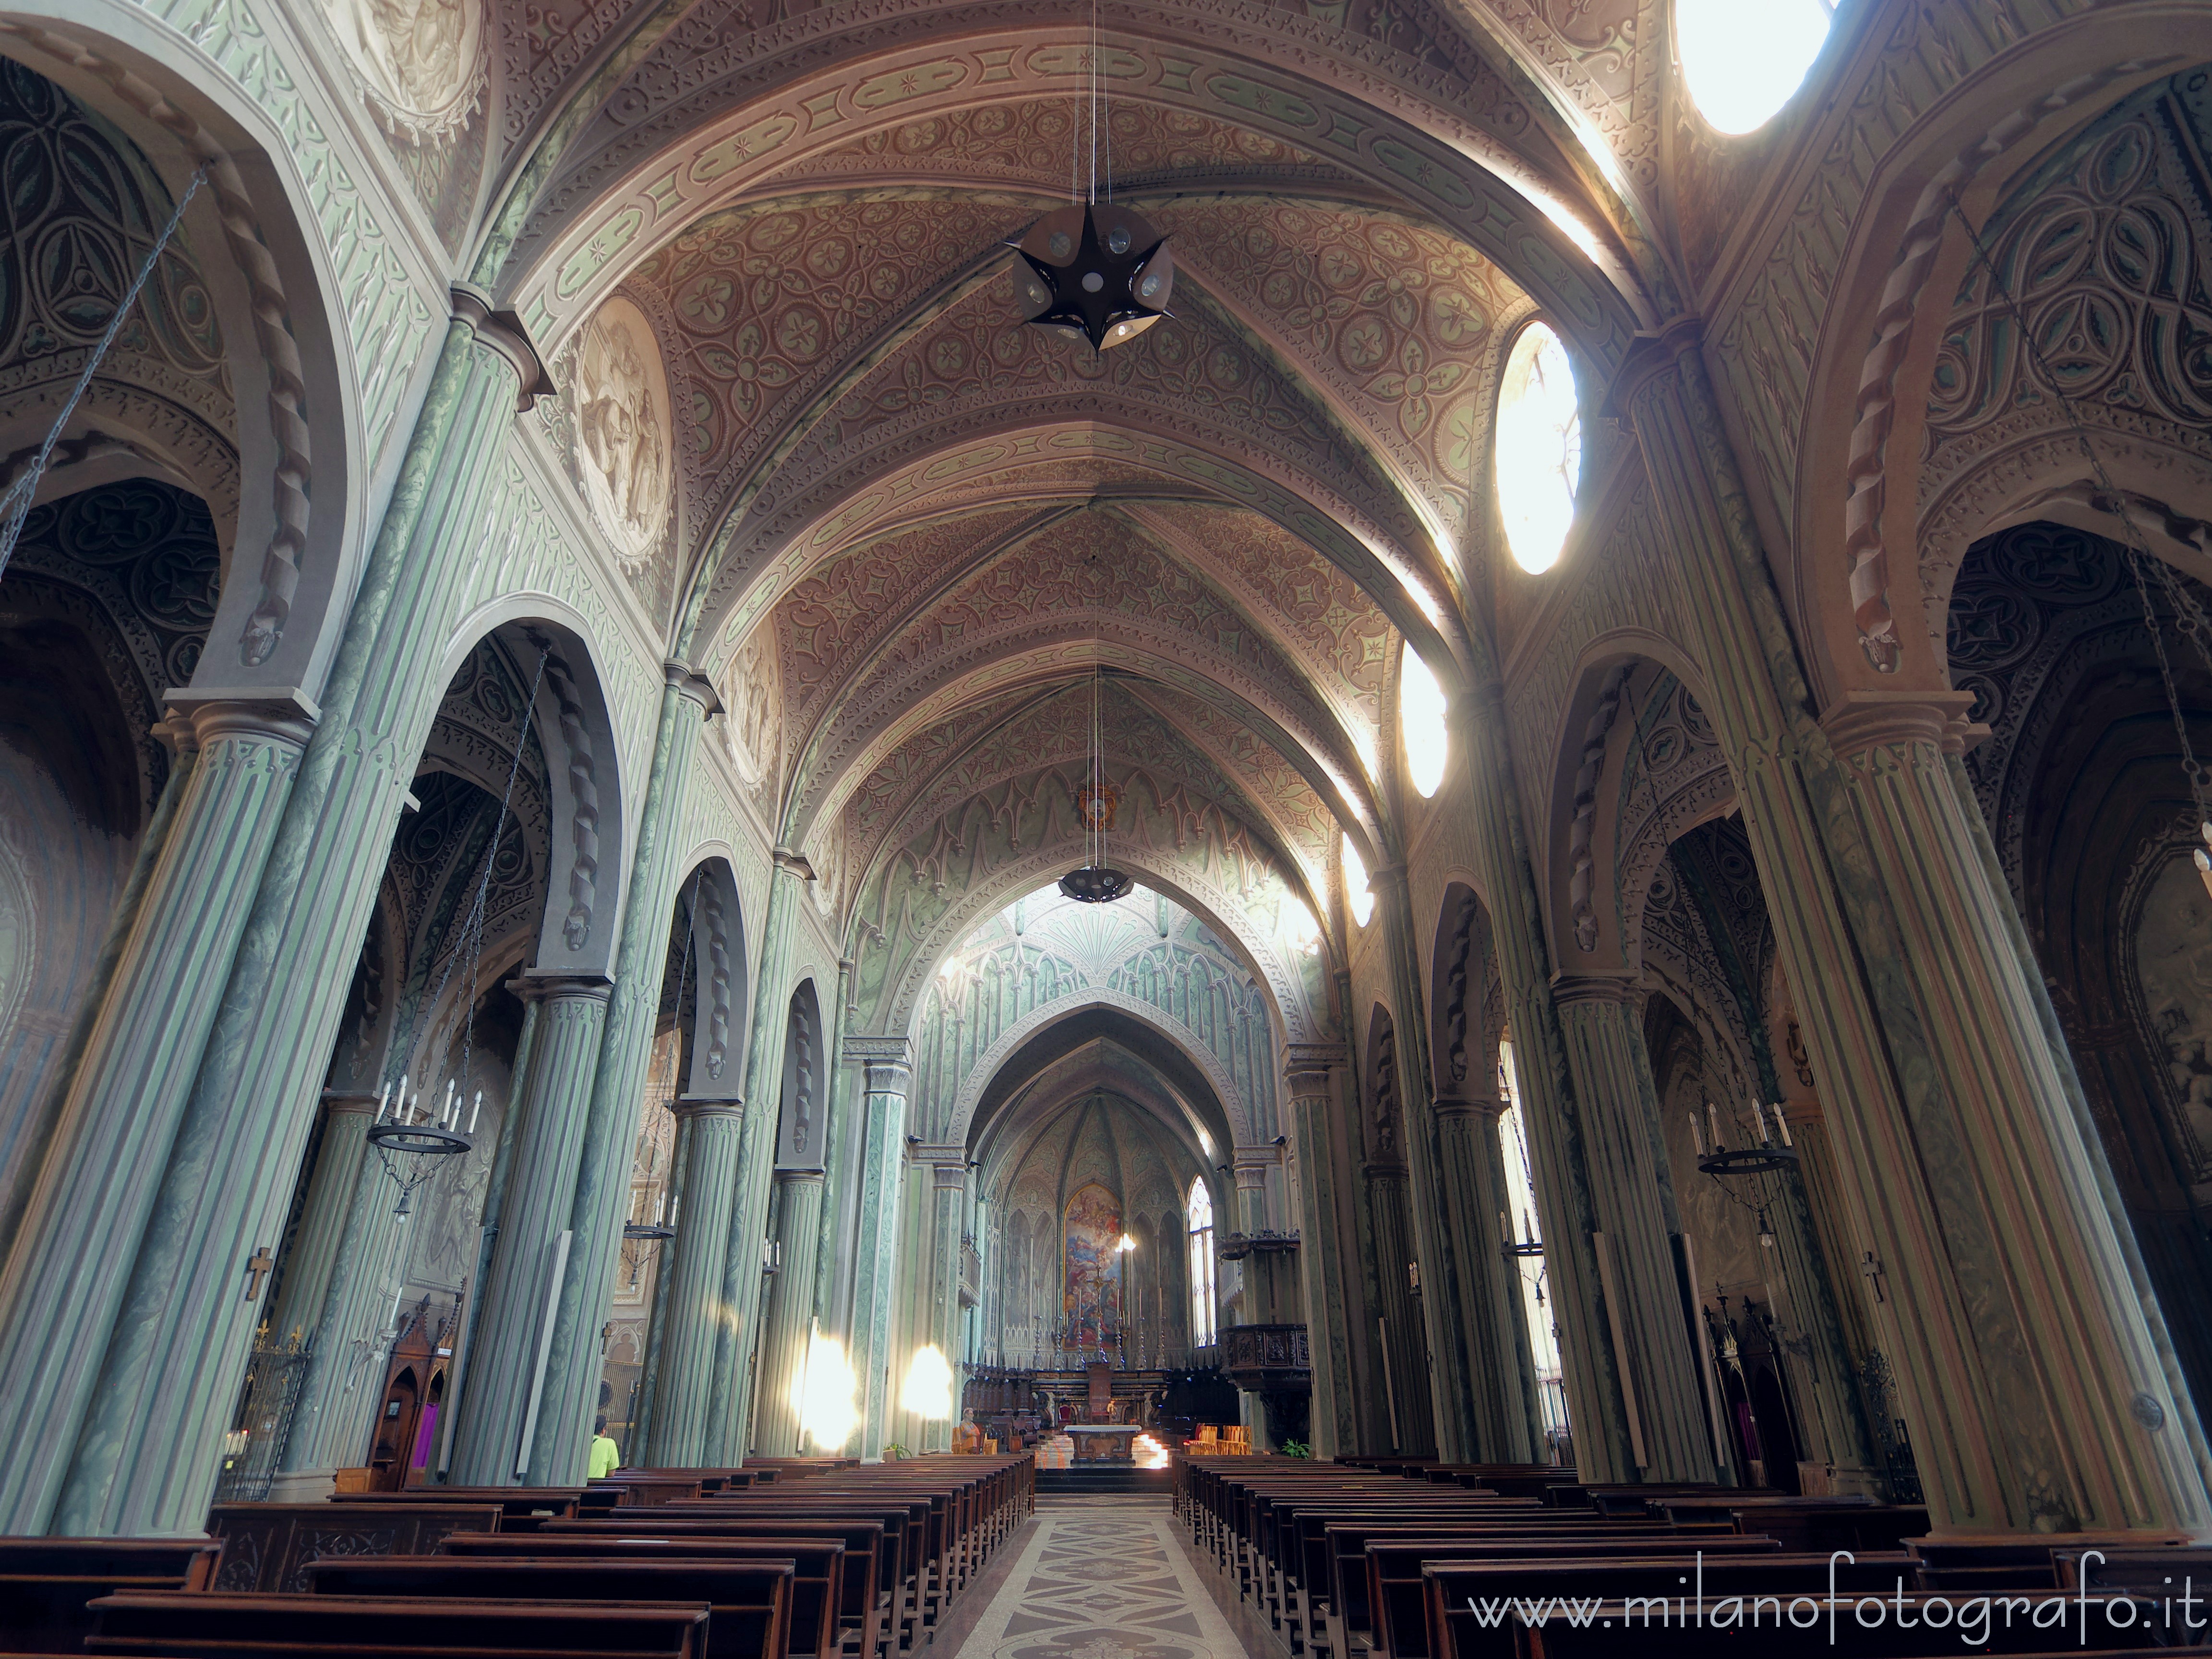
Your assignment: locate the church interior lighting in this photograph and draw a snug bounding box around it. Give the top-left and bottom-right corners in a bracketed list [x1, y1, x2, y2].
[1674, 0, 1836, 135]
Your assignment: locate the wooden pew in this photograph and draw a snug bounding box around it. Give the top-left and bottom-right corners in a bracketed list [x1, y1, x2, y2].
[319, 1487, 585, 1529]
[84, 1591, 711, 1659]
[0, 1539, 220, 1654]
[581, 1477, 710, 1515]
[537, 1516, 887, 1659]
[433, 1533, 844, 1658]
[205, 1503, 503, 1592]
[303, 1556, 794, 1659]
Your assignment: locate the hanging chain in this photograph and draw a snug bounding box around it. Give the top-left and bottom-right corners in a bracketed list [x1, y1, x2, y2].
[418, 644, 552, 1102]
[1944, 198, 2212, 823]
[0, 162, 210, 576]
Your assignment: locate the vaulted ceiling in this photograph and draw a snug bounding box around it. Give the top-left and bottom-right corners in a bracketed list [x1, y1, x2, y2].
[477, 0, 1669, 968]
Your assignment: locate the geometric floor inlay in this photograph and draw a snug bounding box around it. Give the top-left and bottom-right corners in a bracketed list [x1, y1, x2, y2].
[948, 1510, 1250, 1659]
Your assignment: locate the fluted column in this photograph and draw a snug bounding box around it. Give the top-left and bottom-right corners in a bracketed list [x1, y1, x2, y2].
[268, 1090, 378, 1350]
[753, 1169, 826, 1456]
[846, 1037, 911, 1458]
[1362, 1165, 1434, 1454]
[922, 1160, 965, 1454]
[640, 1096, 744, 1465]
[1285, 1046, 1357, 1459]
[1446, 686, 1639, 1483]
[15, 293, 543, 1536]
[0, 692, 313, 1534]
[1550, 973, 1714, 1480]
[706, 848, 810, 1463]
[1432, 1090, 1541, 1461]
[445, 974, 613, 1484]
[533, 669, 714, 1483]
[281, 1130, 418, 1478]
[1619, 316, 2210, 1534]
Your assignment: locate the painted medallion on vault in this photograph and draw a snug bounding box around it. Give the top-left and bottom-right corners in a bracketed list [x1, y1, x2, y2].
[573, 297, 675, 578]
[326, 0, 486, 144]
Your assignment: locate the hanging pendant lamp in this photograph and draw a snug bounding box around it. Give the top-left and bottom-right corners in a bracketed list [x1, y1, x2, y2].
[1010, 0, 1173, 352]
[1060, 661, 1131, 903]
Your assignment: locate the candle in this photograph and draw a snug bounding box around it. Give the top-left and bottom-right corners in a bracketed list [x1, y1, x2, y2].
[1752, 1098, 1771, 1146]
[1691, 1110, 1705, 1157]
[670, 1194, 680, 1228]
[1776, 1108, 1793, 1149]
[442, 1081, 455, 1128]
[469, 1092, 482, 1135]
[1707, 1102, 1721, 1152]
[376, 1082, 391, 1123]
[1498, 1209, 1512, 1245]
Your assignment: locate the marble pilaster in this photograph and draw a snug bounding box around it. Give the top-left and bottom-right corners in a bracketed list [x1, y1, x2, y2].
[639, 1096, 745, 1465]
[445, 973, 613, 1484]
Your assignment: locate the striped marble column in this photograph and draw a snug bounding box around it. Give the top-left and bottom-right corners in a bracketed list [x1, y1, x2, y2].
[1431, 1090, 1541, 1462]
[1550, 973, 1716, 1482]
[1361, 1166, 1434, 1455]
[846, 1037, 911, 1459]
[0, 692, 313, 1535]
[1284, 1045, 1358, 1459]
[267, 1089, 377, 1352]
[752, 1168, 826, 1457]
[444, 974, 613, 1484]
[533, 671, 712, 1484]
[1619, 316, 2211, 1534]
[639, 1095, 744, 1465]
[707, 849, 811, 1463]
[28, 294, 543, 1536]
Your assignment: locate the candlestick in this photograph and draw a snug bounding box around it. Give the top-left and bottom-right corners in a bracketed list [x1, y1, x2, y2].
[442, 1081, 456, 1128]
[469, 1091, 481, 1134]
[1752, 1098, 1770, 1146]
[375, 1082, 390, 1123]
[1691, 1110, 1705, 1157]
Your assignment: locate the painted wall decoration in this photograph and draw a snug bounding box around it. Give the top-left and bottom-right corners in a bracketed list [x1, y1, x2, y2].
[327, 0, 486, 144]
[1062, 1180, 1123, 1354]
[574, 296, 676, 595]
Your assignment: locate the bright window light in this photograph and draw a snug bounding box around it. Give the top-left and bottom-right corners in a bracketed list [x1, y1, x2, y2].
[901, 1344, 953, 1420]
[1187, 1179, 1216, 1347]
[1285, 899, 1321, 957]
[797, 1328, 859, 1451]
[1676, 0, 1834, 136]
[1401, 650, 1448, 797]
[1344, 835, 1374, 928]
[1495, 323, 1581, 575]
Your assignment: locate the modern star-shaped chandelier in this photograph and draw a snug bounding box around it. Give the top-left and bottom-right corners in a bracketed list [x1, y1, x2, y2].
[1008, 0, 1174, 352]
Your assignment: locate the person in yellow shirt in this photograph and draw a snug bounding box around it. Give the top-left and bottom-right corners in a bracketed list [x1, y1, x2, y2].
[588, 1414, 621, 1479]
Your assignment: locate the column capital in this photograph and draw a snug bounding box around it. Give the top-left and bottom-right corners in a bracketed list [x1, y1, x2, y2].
[450, 283, 551, 409]
[1284, 1041, 1347, 1095]
[845, 1033, 912, 1092]
[1549, 968, 1641, 1009]
[931, 1162, 969, 1191]
[505, 969, 616, 1006]
[159, 687, 319, 751]
[664, 661, 723, 717]
[1432, 1091, 1503, 1121]
[1603, 313, 1707, 423]
[1818, 688, 1986, 759]
[774, 1166, 827, 1188]
[672, 1094, 743, 1122]
[319, 1088, 381, 1117]
[772, 846, 817, 882]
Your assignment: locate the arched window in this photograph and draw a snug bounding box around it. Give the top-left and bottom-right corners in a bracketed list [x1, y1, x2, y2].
[1187, 1178, 1217, 1347]
[1344, 834, 1374, 928]
[1675, 0, 1835, 136]
[1495, 322, 1582, 575]
[1401, 649, 1448, 798]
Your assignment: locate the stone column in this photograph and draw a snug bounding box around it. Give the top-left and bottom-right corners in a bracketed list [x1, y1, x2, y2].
[17, 293, 542, 1536]
[706, 848, 810, 1463]
[1619, 317, 2211, 1534]
[1362, 1166, 1434, 1455]
[532, 669, 715, 1484]
[1285, 1045, 1357, 1459]
[1446, 687, 1640, 1483]
[752, 1169, 826, 1457]
[845, 1037, 911, 1459]
[1550, 973, 1715, 1481]
[639, 1096, 744, 1466]
[445, 974, 613, 1484]
[0, 691, 314, 1535]
[1431, 1090, 1542, 1462]
[923, 1160, 966, 1454]
[267, 1090, 378, 1350]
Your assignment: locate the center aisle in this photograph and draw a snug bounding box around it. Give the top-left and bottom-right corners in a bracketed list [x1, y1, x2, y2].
[942, 1501, 1254, 1659]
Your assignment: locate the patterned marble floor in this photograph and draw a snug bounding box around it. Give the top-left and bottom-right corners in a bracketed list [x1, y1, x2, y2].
[946, 1505, 1251, 1659]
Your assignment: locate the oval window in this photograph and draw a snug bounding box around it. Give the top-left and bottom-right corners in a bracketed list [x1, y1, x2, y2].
[1344, 834, 1374, 928]
[1495, 323, 1582, 575]
[1676, 0, 1834, 136]
[1401, 649, 1447, 798]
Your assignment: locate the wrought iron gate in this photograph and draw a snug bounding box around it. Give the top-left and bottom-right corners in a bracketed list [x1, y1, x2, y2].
[213, 1336, 312, 1503]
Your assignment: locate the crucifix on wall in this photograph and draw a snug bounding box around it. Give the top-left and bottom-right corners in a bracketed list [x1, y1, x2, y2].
[242, 1245, 274, 1302]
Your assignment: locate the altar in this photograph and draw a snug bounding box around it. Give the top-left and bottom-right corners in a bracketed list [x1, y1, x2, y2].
[1066, 1424, 1141, 1464]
